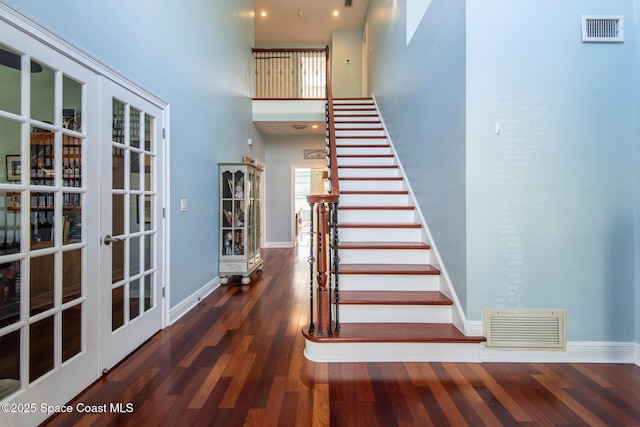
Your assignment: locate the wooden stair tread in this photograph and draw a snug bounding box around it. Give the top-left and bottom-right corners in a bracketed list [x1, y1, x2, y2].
[338, 205, 414, 210]
[337, 154, 392, 158]
[303, 323, 485, 343]
[338, 291, 451, 305]
[341, 190, 407, 194]
[335, 121, 381, 124]
[338, 164, 398, 168]
[339, 263, 440, 275]
[339, 176, 402, 181]
[339, 241, 429, 250]
[336, 144, 391, 148]
[339, 222, 421, 229]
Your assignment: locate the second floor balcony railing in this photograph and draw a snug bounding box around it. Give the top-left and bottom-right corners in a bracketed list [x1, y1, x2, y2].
[253, 47, 328, 99]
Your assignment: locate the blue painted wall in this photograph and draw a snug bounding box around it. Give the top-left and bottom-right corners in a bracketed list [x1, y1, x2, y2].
[635, 5, 640, 347]
[6, 0, 264, 307]
[367, 0, 468, 309]
[366, 0, 637, 341]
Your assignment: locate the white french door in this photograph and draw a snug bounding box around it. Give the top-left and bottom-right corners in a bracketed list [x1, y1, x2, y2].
[0, 18, 101, 426]
[1, 6, 167, 425]
[99, 80, 164, 371]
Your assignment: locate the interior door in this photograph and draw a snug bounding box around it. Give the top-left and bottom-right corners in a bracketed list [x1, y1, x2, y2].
[0, 29, 100, 425]
[99, 79, 164, 371]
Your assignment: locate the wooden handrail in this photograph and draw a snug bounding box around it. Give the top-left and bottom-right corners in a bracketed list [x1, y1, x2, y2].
[325, 46, 340, 196]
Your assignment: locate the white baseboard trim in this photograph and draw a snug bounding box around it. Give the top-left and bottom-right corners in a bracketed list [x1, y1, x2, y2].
[265, 241, 294, 248]
[481, 341, 637, 364]
[169, 277, 220, 325]
[465, 320, 483, 337]
[635, 343, 640, 366]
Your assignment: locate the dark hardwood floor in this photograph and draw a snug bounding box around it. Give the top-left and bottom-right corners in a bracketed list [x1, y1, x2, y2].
[42, 247, 640, 426]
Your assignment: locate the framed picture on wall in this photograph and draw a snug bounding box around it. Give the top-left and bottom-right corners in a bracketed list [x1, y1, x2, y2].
[6, 155, 21, 181]
[303, 149, 325, 159]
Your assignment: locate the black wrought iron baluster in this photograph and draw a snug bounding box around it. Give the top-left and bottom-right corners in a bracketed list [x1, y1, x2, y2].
[307, 201, 315, 334]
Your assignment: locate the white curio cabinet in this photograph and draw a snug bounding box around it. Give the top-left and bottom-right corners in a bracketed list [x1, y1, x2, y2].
[219, 163, 263, 285]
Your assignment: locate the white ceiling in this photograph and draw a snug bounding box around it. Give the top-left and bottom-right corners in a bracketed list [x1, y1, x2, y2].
[254, 0, 370, 44]
[253, 0, 369, 135]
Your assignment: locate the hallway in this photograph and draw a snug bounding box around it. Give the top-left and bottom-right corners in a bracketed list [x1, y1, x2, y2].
[42, 248, 640, 426]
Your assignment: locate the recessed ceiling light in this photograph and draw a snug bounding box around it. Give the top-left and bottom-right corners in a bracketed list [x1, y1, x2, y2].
[311, 124, 319, 129]
[333, 10, 340, 17]
[260, 11, 267, 17]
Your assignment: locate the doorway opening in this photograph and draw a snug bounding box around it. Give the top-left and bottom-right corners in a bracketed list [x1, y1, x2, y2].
[294, 168, 327, 246]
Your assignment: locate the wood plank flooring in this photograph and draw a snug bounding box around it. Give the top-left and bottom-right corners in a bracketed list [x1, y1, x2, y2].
[42, 247, 640, 426]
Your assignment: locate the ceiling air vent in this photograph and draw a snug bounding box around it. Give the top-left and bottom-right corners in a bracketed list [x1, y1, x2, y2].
[345, 0, 352, 7]
[582, 15, 624, 42]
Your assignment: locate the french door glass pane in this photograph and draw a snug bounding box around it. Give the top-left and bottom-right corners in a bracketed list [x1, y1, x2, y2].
[129, 279, 140, 321]
[1, 191, 21, 256]
[62, 199, 82, 245]
[112, 240, 124, 284]
[144, 234, 153, 270]
[0, 45, 21, 114]
[30, 130, 55, 186]
[62, 135, 82, 187]
[129, 236, 140, 276]
[112, 146, 125, 190]
[0, 330, 20, 396]
[30, 254, 54, 315]
[0, 260, 20, 327]
[111, 286, 124, 331]
[130, 195, 140, 233]
[62, 76, 82, 131]
[112, 194, 124, 236]
[30, 63, 55, 125]
[62, 249, 82, 303]
[112, 100, 125, 144]
[62, 304, 82, 362]
[29, 315, 54, 383]
[0, 118, 21, 184]
[130, 108, 140, 148]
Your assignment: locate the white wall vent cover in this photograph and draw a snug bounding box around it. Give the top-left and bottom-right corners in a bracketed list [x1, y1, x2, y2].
[582, 15, 624, 42]
[483, 309, 566, 350]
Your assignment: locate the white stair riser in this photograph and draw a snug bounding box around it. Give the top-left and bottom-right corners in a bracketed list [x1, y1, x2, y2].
[339, 249, 431, 264]
[334, 138, 388, 146]
[335, 122, 381, 129]
[334, 100, 374, 105]
[338, 209, 415, 223]
[338, 180, 404, 192]
[337, 157, 395, 166]
[337, 305, 452, 324]
[335, 130, 386, 137]
[340, 193, 410, 206]
[339, 274, 440, 291]
[304, 341, 482, 363]
[338, 167, 400, 178]
[340, 227, 422, 242]
[336, 146, 392, 156]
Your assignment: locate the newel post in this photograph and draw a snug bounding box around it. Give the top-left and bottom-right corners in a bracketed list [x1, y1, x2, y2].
[306, 194, 339, 337]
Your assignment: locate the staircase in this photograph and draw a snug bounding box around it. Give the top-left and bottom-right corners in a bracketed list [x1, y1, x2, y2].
[302, 98, 485, 362]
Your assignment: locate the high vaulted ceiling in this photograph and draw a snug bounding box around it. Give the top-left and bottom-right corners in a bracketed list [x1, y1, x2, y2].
[254, 0, 370, 44]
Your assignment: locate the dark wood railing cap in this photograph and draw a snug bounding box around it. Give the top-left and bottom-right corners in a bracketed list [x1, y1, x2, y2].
[307, 194, 339, 204]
